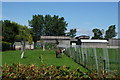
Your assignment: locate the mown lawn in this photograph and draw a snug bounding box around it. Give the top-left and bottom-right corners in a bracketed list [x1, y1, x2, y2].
[1, 49, 88, 72]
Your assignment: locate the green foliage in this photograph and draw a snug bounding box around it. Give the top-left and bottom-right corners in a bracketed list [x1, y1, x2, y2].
[66, 28, 77, 38]
[29, 15, 44, 42]
[28, 34, 33, 45]
[1, 41, 12, 51]
[92, 28, 103, 39]
[29, 15, 68, 41]
[105, 25, 117, 39]
[2, 63, 89, 79]
[15, 25, 30, 43]
[2, 63, 119, 79]
[45, 43, 57, 49]
[2, 20, 19, 43]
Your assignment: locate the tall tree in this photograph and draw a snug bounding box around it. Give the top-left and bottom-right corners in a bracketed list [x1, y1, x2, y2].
[66, 28, 77, 38]
[2, 20, 19, 43]
[56, 16, 68, 36]
[44, 15, 53, 36]
[29, 15, 44, 48]
[105, 25, 117, 40]
[92, 28, 103, 39]
[29, 14, 68, 48]
[29, 15, 44, 38]
[44, 15, 68, 36]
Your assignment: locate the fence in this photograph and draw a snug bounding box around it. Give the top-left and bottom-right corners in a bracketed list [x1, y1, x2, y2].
[64, 45, 119, 74]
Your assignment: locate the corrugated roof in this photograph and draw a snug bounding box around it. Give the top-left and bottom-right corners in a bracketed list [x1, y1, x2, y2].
[81, 39, 108, 43]
[41, 36, 71, 40]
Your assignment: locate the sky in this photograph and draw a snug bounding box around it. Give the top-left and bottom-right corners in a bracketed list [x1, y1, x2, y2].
[1, 0, 120, 2]
[2, 2, 118, 37]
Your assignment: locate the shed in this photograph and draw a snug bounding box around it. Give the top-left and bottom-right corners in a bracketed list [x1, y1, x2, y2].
[81, 39, 108, 48]
[40, 36, 71, 48]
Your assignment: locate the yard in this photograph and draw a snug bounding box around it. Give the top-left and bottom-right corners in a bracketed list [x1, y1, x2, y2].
[1, 49, 88, 72]
[1, 48, 120, 79]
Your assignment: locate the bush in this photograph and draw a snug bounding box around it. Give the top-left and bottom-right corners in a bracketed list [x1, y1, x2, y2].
[2, 63, 89, 79]
[1, 41, 12, 51]
[45, 43, 57, 49]
[2, 64, 119, 79]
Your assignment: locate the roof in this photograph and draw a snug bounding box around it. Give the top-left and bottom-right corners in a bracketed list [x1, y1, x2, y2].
[76, 35, 90, 39]
[41, 36, 71, 40]
[81, 39, 108, 43]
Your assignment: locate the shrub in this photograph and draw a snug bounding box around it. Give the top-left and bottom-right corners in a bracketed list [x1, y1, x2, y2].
[45, 43, 57, 49]
[2, 64, 119, 79]
[1, 41, 12, 51]
[2, 63, 89, 79]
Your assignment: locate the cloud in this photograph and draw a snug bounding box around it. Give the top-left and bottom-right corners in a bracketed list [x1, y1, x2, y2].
[76, 28, 93, 37]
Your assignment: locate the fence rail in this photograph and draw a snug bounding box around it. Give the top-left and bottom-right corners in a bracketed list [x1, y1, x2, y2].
[64, 45, 119, 73]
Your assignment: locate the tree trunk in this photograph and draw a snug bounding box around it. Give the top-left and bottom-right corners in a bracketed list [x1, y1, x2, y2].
[34, 41, 37, 49]
[21, 41, 25, 58]
[29, 44, 31, 50]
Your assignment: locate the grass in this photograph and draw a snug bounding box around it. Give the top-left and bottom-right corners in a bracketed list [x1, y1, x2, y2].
[1, 49, 88, 72]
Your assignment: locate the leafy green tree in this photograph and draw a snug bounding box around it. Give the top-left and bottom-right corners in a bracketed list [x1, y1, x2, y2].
[66, 28, 77, 38]
[28, 34, 33, 50]
[105, 25, 117, 39]
[44, 15, 53, 36]
[2, 20, 19, 44]
[92, 28, 103, 39]
[15, 25, 30, 58]
[29, 15, 44, 48]
[0, 20, 2, 36]
[29, 15, 68, 36]
[56, 16, 68, 36]
[29, 14, 68, 48]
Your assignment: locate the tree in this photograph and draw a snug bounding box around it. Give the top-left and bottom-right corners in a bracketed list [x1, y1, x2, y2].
[105, 25, 117, 40]
[92, 28, 103, 39]
[50, 15, 67, 36]
[29, 15, 44, 48]
[66, 28, 77, 38]
[2, 20, 19, 44]
[15, 25, 30, 58]
[44, 15, 53, 36]
[28, 34, 33, 50]
[29, 15, 68, 48]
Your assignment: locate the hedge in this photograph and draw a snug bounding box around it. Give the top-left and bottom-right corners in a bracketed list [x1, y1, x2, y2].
[1, 41, 12, 51]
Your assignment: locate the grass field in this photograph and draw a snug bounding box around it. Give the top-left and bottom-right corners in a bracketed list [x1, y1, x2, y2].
[1, 49, 88, 72]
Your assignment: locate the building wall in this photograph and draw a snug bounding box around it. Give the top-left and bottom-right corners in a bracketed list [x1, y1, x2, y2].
[14, 41, 34, 50]
[42, 39, 70, 48]
[57, 40, 70, 47]
[108, 39, 120, 46]
[81, 42, 108, 48]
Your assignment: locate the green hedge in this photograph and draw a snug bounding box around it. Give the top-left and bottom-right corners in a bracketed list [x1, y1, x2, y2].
[1, 41, 12, 51]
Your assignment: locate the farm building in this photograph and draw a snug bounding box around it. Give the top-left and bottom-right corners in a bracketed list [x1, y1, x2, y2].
[40, 36, 71, 47]
[80, 39, 108, 48]
[108, 39, 120, 48]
